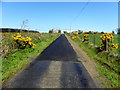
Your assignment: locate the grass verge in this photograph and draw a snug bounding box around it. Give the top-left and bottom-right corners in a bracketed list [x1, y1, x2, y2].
[2, 33, 60, 86]
[72, 38, 119, 88]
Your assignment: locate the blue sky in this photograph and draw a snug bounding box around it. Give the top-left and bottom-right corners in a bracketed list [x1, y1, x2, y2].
[2, 2, 118, 33]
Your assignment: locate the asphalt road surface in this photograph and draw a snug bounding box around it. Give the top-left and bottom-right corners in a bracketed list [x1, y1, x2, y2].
[7, 34, 97, 88]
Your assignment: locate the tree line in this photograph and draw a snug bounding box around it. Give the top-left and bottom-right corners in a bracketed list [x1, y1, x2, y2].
[0, 28, 39, 33]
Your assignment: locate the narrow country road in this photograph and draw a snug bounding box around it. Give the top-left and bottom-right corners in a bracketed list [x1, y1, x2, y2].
[7, 34, 97, 88]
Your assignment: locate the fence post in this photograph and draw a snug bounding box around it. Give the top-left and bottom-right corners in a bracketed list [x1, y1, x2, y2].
[106, 38, 109, 60]
[94, 34, 96, 47]
[81, 35, 82, 40]
[105, 38, 108, 51]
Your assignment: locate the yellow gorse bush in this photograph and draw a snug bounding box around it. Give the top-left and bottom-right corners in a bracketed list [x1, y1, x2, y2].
[100, 33, 114, 42]
[73, 32, 78, 36]
[84, 34, 89, 41]
[68, 33, 78, 39]
[111, 44, 119, 49]
[12, 33, 35, 49]
[12, 33, 22, 40]
[71, 36, 78, 39]
[100, 33, 118, 51]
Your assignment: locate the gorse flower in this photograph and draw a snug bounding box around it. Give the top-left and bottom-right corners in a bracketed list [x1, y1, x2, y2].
[84, 34, 89, 41]
[111, 44, 119, 49]
[100, 33, 113, 41]
[71, 36, 78, 39]
[99, 33, 118, 51]
[12, 33, 35, 49]
[73, 32, 78, 36]
[12, 34, 22, 40]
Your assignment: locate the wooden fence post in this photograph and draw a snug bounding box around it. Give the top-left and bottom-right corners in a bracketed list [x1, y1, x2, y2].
[105, 38, 108, 51]
[106, 38, 109, 60]
[94, 34, 96, 47]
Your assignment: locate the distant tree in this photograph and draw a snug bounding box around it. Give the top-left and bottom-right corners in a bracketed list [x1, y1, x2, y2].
[88, 31, 94, 34]
[63, 31, 67, 34]
[112, 30, 115, 34]
[117, 28, 120, 34]
[49, 30, 53, 33]
[94, 32, 99, 34]
[58, 30, 61, 33]
[78, 30, 83, 34]
[84, 32, 89, 34]
[101, 32, 104, 34]
[49, 30, 51, 33]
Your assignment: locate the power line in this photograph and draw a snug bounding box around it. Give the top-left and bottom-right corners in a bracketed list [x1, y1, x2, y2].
[69, 0, 91, 32]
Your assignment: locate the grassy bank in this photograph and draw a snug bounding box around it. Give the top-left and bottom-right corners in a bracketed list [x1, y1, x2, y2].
[70, 35, 119, 88]
[2, 33, 60, 85]
[79, 34, 119, 54]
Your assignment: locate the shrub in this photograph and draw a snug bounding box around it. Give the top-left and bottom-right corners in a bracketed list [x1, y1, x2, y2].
[73, 32, 78, 36]
[83, 34, 89, 41]
[71, 36, 78, 39]
[100, 33, 118, 51]
[111, 44, 119, 49]
[12, 33, 35, 49]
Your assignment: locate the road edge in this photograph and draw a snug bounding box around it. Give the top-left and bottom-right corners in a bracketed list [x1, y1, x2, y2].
[65, 34, 103, 88]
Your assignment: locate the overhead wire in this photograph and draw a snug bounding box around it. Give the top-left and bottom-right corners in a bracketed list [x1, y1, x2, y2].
[69, 0, 91, 32]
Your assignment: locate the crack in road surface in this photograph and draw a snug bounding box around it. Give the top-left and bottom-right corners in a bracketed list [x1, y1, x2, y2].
[7, 34, 97, 88]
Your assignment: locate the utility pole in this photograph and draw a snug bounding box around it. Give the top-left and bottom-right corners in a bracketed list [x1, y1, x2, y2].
[70, 25, 72, 35]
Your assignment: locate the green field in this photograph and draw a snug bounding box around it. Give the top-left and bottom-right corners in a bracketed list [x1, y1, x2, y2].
[68, 33, 120, 88]
[1, 32, 60, 85]
[79, 34, 119, 54]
